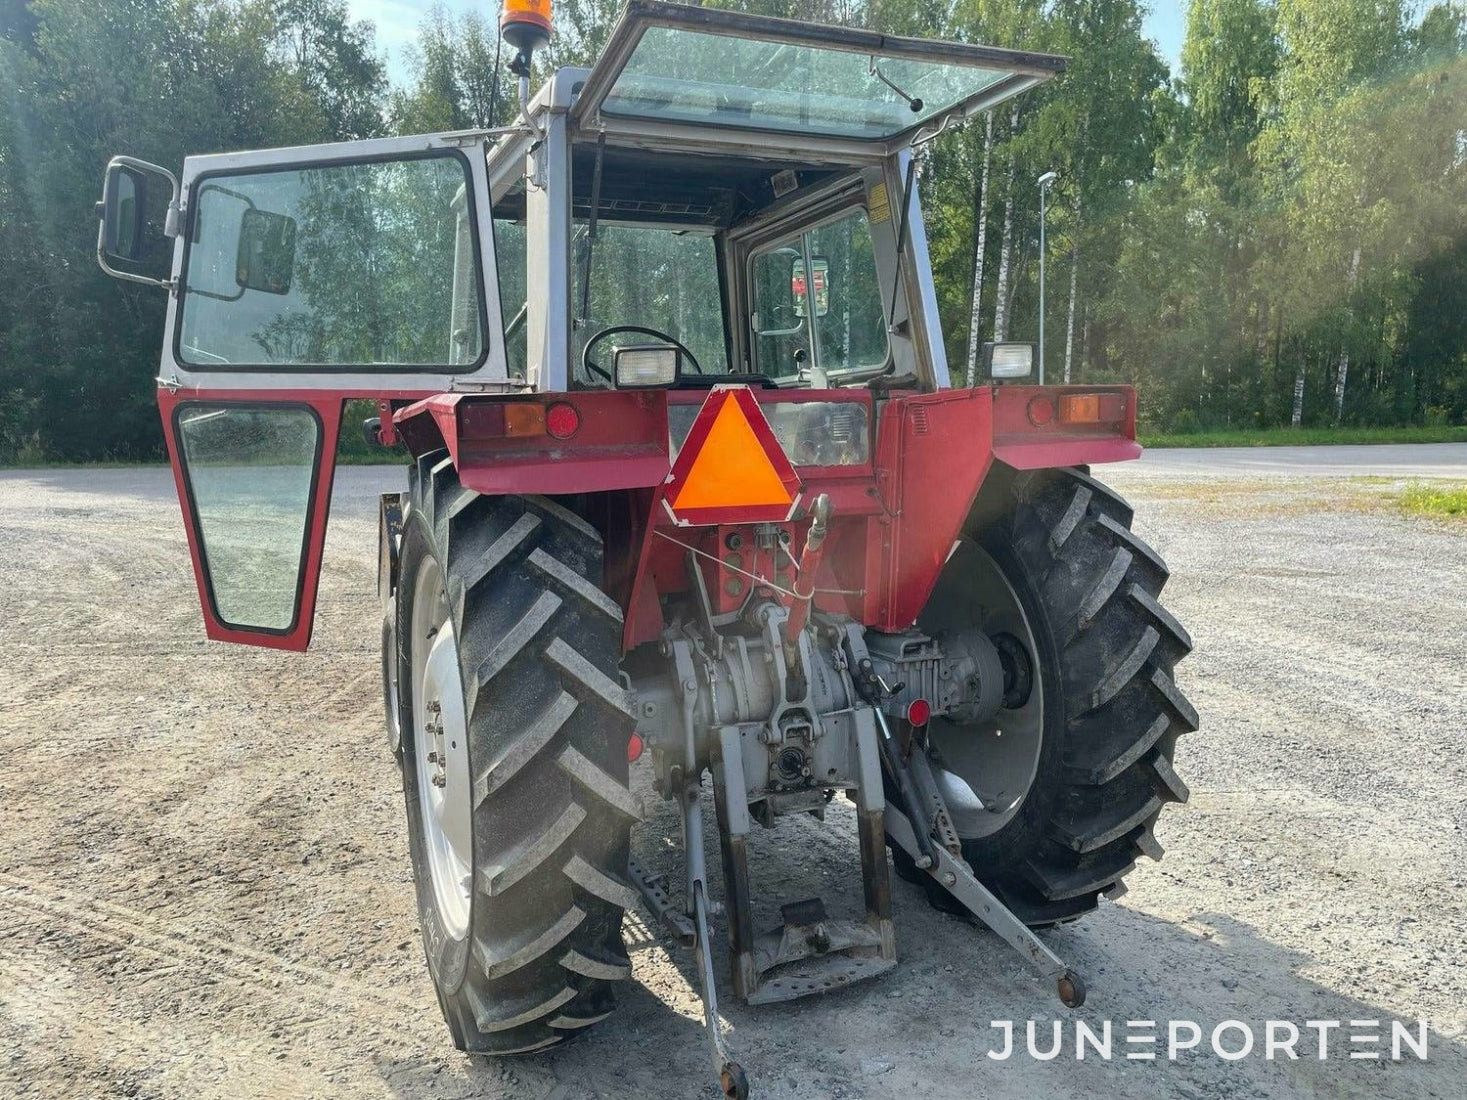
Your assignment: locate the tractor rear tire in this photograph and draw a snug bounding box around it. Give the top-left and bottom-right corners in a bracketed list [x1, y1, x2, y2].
[896, 466, 1197, 927]
[396, 454, 640, 1054]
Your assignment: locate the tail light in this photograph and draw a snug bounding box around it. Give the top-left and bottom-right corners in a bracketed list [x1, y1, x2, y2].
[546, 402, 581, 440]
[1059, 392, 1127, 426]
[460, 400, 574, 441]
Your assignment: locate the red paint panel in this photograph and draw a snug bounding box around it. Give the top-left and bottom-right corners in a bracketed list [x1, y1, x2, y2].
[993, 436, 1142, 469]
[872, 389, 995, 631]
[990, 383, 1141, 468]
[394, 391, 670, 495]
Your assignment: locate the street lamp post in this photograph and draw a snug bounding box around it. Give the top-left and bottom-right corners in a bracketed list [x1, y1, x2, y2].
[1037, 171, 1058, 385]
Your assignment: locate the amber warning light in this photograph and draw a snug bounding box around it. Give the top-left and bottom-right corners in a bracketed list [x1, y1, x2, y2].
[502, 0, 552, 54]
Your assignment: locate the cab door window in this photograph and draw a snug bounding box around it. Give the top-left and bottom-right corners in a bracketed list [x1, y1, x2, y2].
[178, 152, 486, 369]
[175, 404, 321, 633]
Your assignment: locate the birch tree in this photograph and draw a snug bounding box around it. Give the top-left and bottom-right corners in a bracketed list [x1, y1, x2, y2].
[992, 103, 1020, 342]
[963, 111, 994, 384]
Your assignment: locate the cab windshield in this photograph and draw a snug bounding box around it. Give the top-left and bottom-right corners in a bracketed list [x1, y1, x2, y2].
[495, 141, 898, 390]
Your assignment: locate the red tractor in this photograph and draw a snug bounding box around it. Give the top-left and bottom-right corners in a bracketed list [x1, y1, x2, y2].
[98, 3, 1195, 1095]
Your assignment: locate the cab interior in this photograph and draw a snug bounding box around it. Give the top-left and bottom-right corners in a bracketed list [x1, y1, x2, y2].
[492, 140, 907, 390]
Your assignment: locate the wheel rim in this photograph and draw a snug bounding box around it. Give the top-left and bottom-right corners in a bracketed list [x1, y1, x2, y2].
[924, 543, 1044, 840]
[410, 557, 473, 941]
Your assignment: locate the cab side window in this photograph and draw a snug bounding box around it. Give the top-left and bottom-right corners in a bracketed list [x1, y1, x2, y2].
[749, 208, 888, 383]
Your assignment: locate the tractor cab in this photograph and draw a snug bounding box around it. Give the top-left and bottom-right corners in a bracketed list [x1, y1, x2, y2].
[493, 1, 1062, 394]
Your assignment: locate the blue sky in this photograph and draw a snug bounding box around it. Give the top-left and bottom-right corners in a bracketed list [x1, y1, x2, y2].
[346, 2, 1189, 86]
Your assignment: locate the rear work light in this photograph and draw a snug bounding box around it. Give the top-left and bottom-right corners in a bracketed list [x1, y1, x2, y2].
[615, 345, 682, 388]
[984, 342, 1034, 380]
[1058, 392, 1128, 425]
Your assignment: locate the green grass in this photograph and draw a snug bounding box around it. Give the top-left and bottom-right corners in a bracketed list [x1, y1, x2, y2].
[9, 421, 1467, 468]
[1139, 425, 1467, 448]
[1401, 482, 1467, 519]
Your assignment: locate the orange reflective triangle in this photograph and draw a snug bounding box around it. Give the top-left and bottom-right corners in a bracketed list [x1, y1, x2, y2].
[672, 395, 794, 511]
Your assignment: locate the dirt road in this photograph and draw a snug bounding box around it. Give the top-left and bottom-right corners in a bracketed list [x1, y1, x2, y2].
[2, 457, 1463, 1099]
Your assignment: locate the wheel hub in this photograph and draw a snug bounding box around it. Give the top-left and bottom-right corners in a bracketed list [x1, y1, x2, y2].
[921, 544, 1045, 839]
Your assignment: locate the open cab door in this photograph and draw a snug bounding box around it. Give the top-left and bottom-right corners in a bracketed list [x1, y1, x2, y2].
[99, 133, 506, 650]
[572, 1, 1065, 153]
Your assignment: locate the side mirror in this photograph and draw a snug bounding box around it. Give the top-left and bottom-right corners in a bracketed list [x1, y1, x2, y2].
[236, 208, 298, 295]
[98, 156, 179, 288]
[103, 166, 145, 260]
[752, 246, 805, 337]
[792, 254, 831, 320]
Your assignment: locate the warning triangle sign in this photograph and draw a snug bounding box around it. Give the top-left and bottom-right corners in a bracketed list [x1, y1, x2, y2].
[664, 386, 802, 526]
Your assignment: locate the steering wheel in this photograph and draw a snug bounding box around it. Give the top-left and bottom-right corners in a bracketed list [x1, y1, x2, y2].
[581, 325, 703, 384]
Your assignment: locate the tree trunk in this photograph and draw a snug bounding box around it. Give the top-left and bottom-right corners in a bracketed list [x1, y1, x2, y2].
[1063, 118, 1087, 385]
[1271, 310, 1284, 425]
[963, 110, 995, 386]
[1254, 296, 1269, 371]
[1332, 346, 1351, 426]
[1333, 245, 1362, 426]
[1063, 210, 1080, 384]
[1081, 305, 1091, 376]
[1291, 340, 1306, 427]
[992, 104, 1019, 343]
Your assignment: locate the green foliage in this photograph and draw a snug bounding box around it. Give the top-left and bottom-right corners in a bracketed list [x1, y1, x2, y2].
[0, 0, 386, 463]
[1, 0, 1465, 463]
[1400, 481, 1467, 517]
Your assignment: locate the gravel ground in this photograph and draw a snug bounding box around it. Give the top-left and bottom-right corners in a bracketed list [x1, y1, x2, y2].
[1, 454, 1463, 1100]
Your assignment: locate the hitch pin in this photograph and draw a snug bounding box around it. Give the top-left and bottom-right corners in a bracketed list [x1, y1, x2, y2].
[784, 493, 832, 639]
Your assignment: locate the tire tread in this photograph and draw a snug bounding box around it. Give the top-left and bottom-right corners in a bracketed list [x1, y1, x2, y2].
[941, 467, 1196, 927]
[400, 468, 633, 1055]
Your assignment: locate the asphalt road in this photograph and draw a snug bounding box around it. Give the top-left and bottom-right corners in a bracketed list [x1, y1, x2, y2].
[1, 447, 1463, 1100]
[1135, 442, 1467, 478]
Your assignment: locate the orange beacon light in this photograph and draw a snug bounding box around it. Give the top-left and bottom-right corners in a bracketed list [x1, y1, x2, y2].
[502, 0, 552, 55]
